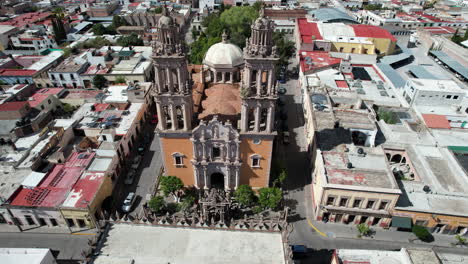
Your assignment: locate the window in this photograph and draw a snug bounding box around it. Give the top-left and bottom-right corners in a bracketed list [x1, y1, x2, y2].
[38, 218, 46, 226]
[50, 218, 58, 226]
[415, 219, 428, 226]
[77, 219, 86, 228]
[250, 154, 261, 168]
[212, 147, 221, 158]
[41, 105, 45, 110]
[102, 135, 107, 141]
[453, 95, 459, 99]
[379, 201, 388, 210]
[48, 99, 51, 104]
[173, 152, 184, 166]
[252, 157, 260, 167]
[66, 218, 75, 227]
[25, 215, 35, 225]
[353, 199, 362, 208]
[446, 95, 452, 99]
[13, 217, 23, 226]
[175, 156, 183, 165]
[339, 47, 344, 52]
[339, 198, 348, 207]
[59, 74, 64, 80]
[326, 196, 335, 205]
[366, 200, 375, 209]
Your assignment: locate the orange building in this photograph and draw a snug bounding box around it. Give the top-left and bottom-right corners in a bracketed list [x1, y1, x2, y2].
[152, 8, 278, 190]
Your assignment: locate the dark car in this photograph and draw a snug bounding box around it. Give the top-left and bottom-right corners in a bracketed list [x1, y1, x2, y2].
[291, 245, 308, 258]
[278, 86, 287, 94]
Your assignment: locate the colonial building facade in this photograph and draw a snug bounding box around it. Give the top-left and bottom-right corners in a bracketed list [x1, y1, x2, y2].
[151, 8, 279, 190]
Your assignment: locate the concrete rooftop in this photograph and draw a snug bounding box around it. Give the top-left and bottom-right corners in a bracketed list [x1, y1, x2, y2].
[94, 224, 285, 264]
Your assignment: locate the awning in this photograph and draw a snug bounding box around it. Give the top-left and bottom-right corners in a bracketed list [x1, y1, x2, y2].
[391, 216, 412, 229]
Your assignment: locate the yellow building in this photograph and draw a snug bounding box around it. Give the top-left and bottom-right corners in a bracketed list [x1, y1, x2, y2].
[296, 19, 397, 55]
[60, 171, 113, 229]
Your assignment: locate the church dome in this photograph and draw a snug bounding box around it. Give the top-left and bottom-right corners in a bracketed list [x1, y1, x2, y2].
[203, 41, 244, 68]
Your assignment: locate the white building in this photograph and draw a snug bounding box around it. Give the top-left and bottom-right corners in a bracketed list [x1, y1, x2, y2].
[10, 30, 57, 53]
[48, 58, 89, 89]
[0, 248, 57, 264]
[402, 78, 465, 107]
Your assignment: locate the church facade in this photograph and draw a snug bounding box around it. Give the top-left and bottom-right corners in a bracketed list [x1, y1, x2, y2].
[151, 7, 279, 190]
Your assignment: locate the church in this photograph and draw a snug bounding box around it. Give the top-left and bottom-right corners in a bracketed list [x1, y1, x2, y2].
[151, 7, 279, 190]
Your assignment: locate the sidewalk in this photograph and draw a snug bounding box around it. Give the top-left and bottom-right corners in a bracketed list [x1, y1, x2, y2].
[309, 220, 461, 248]
[0, 223, 97, 235]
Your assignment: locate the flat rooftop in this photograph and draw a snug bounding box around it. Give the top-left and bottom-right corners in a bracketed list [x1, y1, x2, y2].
[408, 78, 464, 93]
[322, 145, 399, 190]
[94, 224, 285, 264]
[0, 248, 53, 264]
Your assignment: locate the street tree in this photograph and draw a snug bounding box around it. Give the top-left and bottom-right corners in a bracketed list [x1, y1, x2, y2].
[233, 185, 256, 207]
[148, 196, 165, 213]
[159, 176, 184, 202]
[258, 187, 282, 210]
[412, 225, 433, 242]
[115, 76, 126, 84]
[357, 223, 371, 237]
[92, 75, 107, 89]
[454, 234, 467, 245]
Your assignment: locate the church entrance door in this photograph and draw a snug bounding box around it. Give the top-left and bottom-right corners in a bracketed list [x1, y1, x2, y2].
[211, 173, 224, 189]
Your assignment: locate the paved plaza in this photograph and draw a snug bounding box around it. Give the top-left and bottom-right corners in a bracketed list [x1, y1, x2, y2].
[94, 224, 286, 264]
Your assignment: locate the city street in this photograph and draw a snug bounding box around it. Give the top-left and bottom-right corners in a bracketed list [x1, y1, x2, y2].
[112, 124, 164, 218]
[278, 59, 468, 259]
[0, 232, 92, 261]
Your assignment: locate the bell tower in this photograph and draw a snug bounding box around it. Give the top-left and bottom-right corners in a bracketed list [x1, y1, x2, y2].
[152, 6, 192, 132]
[240, 7, 278, 134]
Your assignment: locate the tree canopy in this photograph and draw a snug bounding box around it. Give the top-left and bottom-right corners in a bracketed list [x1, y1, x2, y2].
[77, 37, 112, 49]
[234, 185, 256, 207]
[159, 176, 184, 202]
[117, 33, 144, 46]
[92, 24, 108, 36]
[148, 196, 165, 213]
[258, 187, 282, 210]
[92, 75, 107, 89]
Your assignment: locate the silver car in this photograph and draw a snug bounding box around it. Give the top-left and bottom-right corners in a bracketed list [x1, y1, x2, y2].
[121, 192, 135, 213]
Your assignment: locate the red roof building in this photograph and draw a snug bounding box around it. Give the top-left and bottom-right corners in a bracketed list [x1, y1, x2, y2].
[422, 114, 451, 129]
[62, 171, 107, 209]
[9, 152, 95, 208]
[297, 18, 323, 44]
[299, 51, 341, 73]
[0, 12, 52, 29]
[28, 88, 64, 108]
[0, 69, 37, 77]
[0, 101, 29, 111]
[351, 24, 397, 42]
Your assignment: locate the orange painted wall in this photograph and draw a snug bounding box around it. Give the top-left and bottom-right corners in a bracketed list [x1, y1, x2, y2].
[239, 137, 273, 189]
[160, 137, 195, 186]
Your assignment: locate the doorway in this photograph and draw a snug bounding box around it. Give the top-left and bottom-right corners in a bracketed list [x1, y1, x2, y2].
[211, 173, 224, 189]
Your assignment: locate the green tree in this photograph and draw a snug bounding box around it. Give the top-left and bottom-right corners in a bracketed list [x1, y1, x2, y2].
[148, 196, 165, 213]
[117, 33, 144, 46]
[455, 234, 467, 245]
[62, 103, 74, 113]
[377, 109, 397, 124]
[159, 176, 184, 202]
[258, 187, 282, 210]
[77, 37, 112, 49]
[233, 185, 256, 207]
[357, 223, 371, 237]
[412, 225, 433, 242]
[273, 31, 295, 74]
[151, 7, 163, 14]
[63, 47, 72, 58]
[92, 75, 107, 89]
[273, 169, 287, 188]
[115, 76, 126, 84]
[92, 24, 108, 36]
[51, 15, 67, 43]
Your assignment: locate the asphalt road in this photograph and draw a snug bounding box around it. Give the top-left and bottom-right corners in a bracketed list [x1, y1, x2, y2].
[0, 232, 92, 261]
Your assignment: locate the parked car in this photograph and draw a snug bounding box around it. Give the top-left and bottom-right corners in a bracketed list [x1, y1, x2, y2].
[283, 131, 290, 144]
[124, 169, 136, 185]
[291, 245, 307, 258]
[137, 144, 145, 155]
[131, 156, 142, 169]
[121, 192, 136, 213]
[278, 86, 287, 94]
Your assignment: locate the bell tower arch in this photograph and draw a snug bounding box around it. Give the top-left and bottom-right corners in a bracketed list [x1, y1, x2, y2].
[152, 6, 193, 132]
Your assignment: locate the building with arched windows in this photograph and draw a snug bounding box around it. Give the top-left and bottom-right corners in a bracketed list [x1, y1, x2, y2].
[152, 7, 279, 190]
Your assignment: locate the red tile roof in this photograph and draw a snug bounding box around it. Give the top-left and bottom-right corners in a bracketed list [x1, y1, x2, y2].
[0, 101, 28, 111]
[28, 88, 64, 108]
[414, 12, 444, 22]
[335, 80, 349, 88]
[297, 18, 323, 43]
[9, 151, 96, 208]
[422, 114, 451, 129]
[93, 103, 110, 112]
[351, 24, 397, 42]
[424, 26, 456, 35]
[0, 12, 52, 28]
[0, 69, 37, 76]
[299, 51, 341, 73]
[62, 171, 106, 208]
